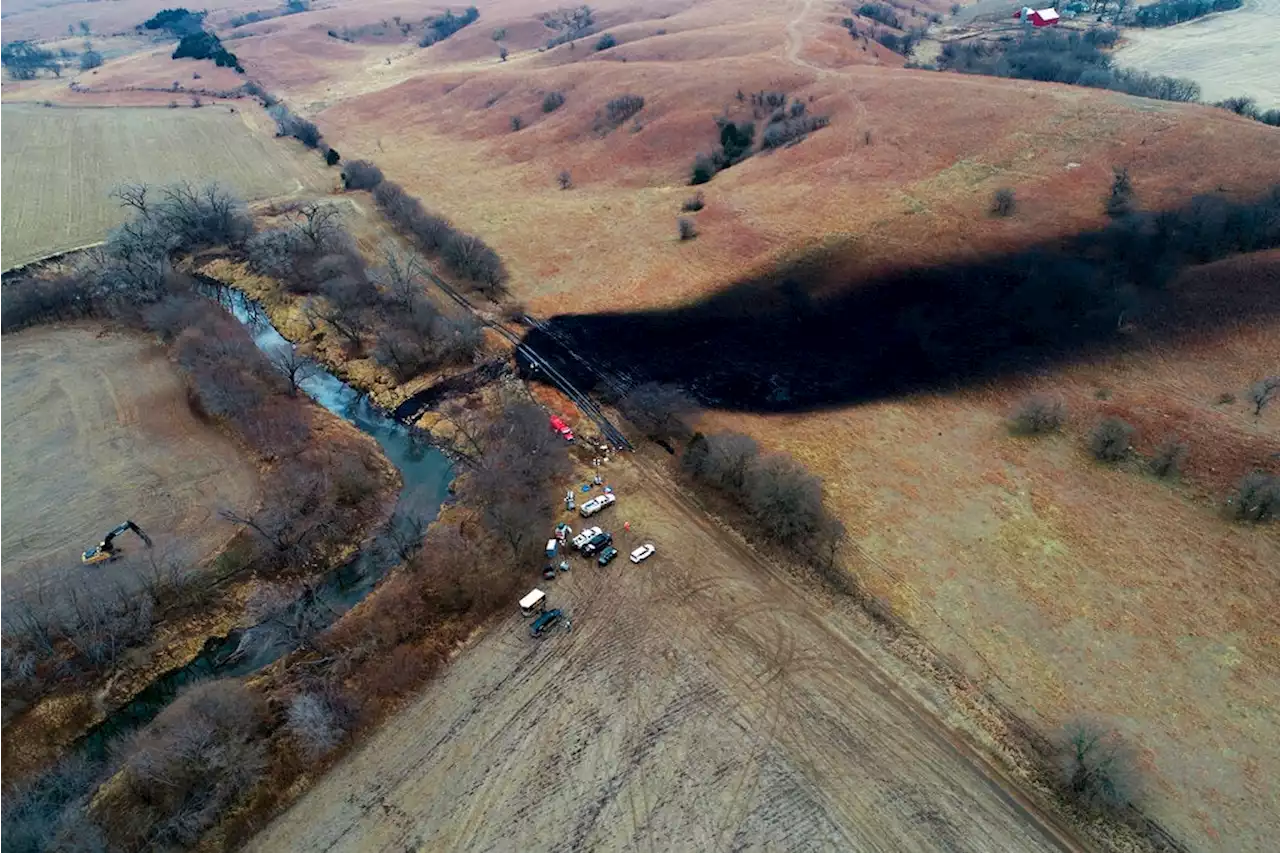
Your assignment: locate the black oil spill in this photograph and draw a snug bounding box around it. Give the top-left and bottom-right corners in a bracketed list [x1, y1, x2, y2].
[521, 190, 1280, 412]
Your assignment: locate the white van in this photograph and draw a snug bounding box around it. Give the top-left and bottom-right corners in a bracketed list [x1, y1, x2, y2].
[579, 492, 616, 518]
[520, 589, 547, 617]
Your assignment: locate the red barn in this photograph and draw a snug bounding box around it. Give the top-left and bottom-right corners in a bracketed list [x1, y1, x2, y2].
[1029, 8, 1060, 26]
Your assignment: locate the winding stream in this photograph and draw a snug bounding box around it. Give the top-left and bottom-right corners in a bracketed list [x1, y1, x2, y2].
[79, 285, 454, 754]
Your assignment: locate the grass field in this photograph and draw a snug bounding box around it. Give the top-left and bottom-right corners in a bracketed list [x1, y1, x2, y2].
[0, 324, 260, 593]
[1116, 0, 1280, 109]
[0, 104, 329, 270]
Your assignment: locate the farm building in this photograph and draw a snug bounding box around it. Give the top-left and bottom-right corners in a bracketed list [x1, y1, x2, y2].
[1030, 8, 1061, 25]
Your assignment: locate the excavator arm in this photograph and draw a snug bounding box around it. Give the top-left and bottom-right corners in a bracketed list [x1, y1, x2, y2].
[83, 520, 152, 564]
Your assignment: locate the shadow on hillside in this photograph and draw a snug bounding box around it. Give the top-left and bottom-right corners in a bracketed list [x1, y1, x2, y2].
[521, 189, 1280, 412]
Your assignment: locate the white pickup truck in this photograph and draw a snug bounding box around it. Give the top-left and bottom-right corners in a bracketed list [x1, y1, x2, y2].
[579, 492, 616, 518]
[571, 526, 603, 550]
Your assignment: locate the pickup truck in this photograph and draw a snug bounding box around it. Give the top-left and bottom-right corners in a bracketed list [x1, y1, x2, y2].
[579, 492, 616, 518]
[571, 526, 602, 550]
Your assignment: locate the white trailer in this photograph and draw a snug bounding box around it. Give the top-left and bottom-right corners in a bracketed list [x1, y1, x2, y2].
[520, 589, 547, 617]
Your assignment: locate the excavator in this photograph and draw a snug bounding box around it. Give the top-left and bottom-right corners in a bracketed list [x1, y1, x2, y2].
[82, 521, 153, 565]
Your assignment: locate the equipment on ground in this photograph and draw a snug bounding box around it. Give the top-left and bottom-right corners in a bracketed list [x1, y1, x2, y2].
[630, 544, 656, 564]
[520, 589, 547, 617]
[546, 538, 559, 559]
[531, 609, 564, 637]
[597, 546, 619, 567]
[542, 565, 558, 580]
[82, 521, 152, 565]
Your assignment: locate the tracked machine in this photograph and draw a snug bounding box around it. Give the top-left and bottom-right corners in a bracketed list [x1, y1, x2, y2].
[82, 521, 153, 565]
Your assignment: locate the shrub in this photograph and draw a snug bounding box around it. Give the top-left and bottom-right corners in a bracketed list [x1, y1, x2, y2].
[268, 104, 322, 148]
[1231, 471, 1279, 522]
[79, 49, 103, 70]
[601, 93, 644, 129]
[542, 90, 565, 113]
[1056, 719, 1136, 813]
[690, 153, 715, 185]
[682, 191, 705, 212]
[1106, 167, 1134, 218]
[677, 217, 697, 240]
[1089, 417, 1134, 462]
[103, 680, 267, 849]
[1010, 396, 1064, 435]
[510, 114, 523, 131]
[324, 146, 341, 166]
[595, 33, 617, 50]
[557, 169, 573, 189]
[341, 159, 383, 190]
[1148, 438, 1187, 479]
[287, 691, 351, 760]
[991, 187, 1016, 217]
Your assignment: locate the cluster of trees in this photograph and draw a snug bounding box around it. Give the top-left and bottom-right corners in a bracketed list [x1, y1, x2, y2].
[371, 179, 508, 296]
[594, 93, 645, 132]
[229, 0, 310, 29]
[873, 26, 925, 56]
[246, 202, 482, 382]
[262, 98, 340, 164]
[172, 30, 243, 71]
[142, 7, 208, 36]
[684, 431, 849, 590]
[691, 94, 829, 184]
[542, 90, 566, 113]
[939, 29, 1202, 103]
[419, 6, 480, 47]
[541, 4, 595, 49]
[1214, 96, 1280, 127]
[1133, 0, 1241, 26]
[857, 2, 902, 27]
[1, 41, 61, 80]
[595, 32, 617, 51]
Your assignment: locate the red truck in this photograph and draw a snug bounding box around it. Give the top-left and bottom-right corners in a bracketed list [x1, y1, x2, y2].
[549, 415, 574, 442]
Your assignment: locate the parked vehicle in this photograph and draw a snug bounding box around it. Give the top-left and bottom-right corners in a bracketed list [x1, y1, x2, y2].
[579, 493, 617, 518]
[542, 565, 557, 580]
[530, 608, 563, 637]
[629, 544, 656, 564]
[519, 589, 547, 617]
[582, 531, 612, 556]
[597, 546, 619, 567]
[549, 415, 574, 442]
[545, 538, 558, 559]
[571, 526, 602, 550]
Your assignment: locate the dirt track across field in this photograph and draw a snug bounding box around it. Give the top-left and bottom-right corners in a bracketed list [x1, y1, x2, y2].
[0, 324, 259, 590]
[252, 453, 1082, 853]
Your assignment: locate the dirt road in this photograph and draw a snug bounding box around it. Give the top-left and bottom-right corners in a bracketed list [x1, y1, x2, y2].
[252, 453, 1083, 853]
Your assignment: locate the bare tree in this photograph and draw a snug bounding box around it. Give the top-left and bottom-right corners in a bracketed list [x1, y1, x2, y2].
[286, 692, 347, 760]
[1056, 719, 1136, 813]
[683, 431, 760, 491]
[1148, 438, 1187, 479]
[743, 453, 827, 548]
[618, 382, 697, 442]
[678, 217, 697, 240]
[557, 169, 573, 189]
[269, 345, 318, 396]
[1246, 376, 1279, 416]
[991, 187, 1016, 217]
[243, 580, 336, 649]
[109, 183, 151, 216]
[293, 201, 345, 253]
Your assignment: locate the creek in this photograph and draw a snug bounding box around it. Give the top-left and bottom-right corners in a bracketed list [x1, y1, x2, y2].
[78, 285, 453, 755]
